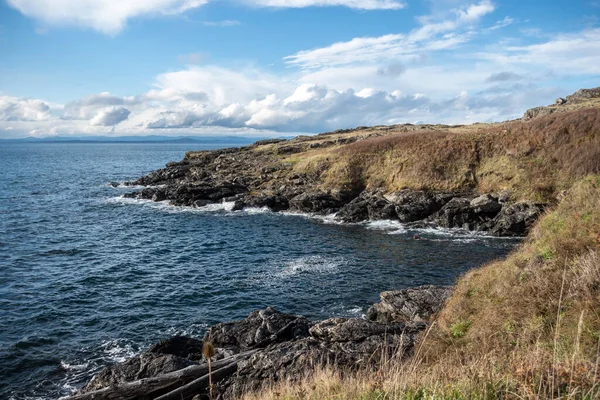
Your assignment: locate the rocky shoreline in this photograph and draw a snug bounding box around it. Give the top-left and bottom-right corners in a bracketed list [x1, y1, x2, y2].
[69, 285, 452, 400]
[117, 139, 545, 237]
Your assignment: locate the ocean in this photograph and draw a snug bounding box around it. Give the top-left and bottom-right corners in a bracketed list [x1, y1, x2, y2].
[0, 142, 519, 399]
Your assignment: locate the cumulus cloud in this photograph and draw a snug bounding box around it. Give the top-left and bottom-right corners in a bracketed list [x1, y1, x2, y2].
[90, 106, 131, 126]
[0, 95, 52, 121]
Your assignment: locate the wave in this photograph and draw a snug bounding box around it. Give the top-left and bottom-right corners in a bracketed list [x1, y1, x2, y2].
[275, 255, 347, 278]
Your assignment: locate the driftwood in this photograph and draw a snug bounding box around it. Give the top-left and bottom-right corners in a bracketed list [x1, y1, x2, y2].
[154, 360, 237, 400]
[67, 351, 256, 400]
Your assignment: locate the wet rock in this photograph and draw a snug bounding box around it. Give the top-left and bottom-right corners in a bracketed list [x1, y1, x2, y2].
[193, 199, 214, 208]
[80, 352, 196, 394]
[335, 190, 396, 223]
[288, 192, 344, 214]
[232, 195, 289, 212]
[366, 285, 453, 324]
[388, 190, 455, 223]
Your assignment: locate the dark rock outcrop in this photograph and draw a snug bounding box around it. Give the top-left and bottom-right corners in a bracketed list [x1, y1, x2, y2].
[366, 285, 453, 324]
[74, 286, 450, 400]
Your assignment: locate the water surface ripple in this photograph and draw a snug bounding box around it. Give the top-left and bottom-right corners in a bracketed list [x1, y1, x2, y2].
[0, 143, 519, 399]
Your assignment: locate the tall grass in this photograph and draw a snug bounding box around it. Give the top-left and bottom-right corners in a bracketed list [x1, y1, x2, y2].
[242, 176, 600, 399]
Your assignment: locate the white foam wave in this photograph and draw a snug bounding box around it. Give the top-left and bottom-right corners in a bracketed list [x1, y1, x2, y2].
[60, 361, 89, 371]
[365, 219, 406, 231]
[100, 339, 137, 363]
[275, 255, 347, 278]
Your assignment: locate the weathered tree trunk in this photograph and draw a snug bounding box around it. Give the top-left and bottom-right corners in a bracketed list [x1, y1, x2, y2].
[67, 351, 255, 400]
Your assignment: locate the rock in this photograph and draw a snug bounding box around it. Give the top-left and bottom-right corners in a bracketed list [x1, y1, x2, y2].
[288, 192, 344, 214]
[193, 199, 214, 208]
[204, 307, 311, 352]
[470, 194, 502, 214]
[491, 202, 544, 236]
[218, 318, 425, 399]
[555, 97, 566, 105]
[80, 352, 196, 394]
[232, 195, 289, 212]
[147, 336, 205, 361]
[565, 87, 600, 104]
[335, 190, 396, 223]
[388, 190, 454, 223]
[366, 285, 453, 323]
[152, 190, 167, 202]
[523, 106, 556, 120]
[309, 318, 424, 342]
[428, 197, 476, 229]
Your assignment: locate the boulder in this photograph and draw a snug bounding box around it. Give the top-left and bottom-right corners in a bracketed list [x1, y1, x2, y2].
[491, 202, 544, 236]
[470, 194, 502, 215]
[204, 307, 311, 352]
[309, 318, 424, 342]
[366, 285, 453, 323]
[388, 190, 455, 223]
[335, 191, 396, 223]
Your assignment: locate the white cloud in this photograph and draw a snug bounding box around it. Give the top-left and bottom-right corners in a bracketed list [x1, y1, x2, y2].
[202, 20, 241, 27]
[285, 0, 495, 69]
[476, 29, 600, 75]
[7, 0, 404, 34]
[6, 0, 211, 34]
[90, 106, 131, 126]
[0, 95, 52, 121]
[246, 0, 405, 10]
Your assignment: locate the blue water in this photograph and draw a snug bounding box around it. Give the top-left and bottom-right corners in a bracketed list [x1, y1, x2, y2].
[0, 142, 519, 399]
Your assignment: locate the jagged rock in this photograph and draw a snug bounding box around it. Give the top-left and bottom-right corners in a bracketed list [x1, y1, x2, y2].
[470, 194, 502, 214]
[523, 106, 557, 120]
[555, 97, 566, 105]
[193, 199, 214, 208]
[366, 285, 453, 323]
[335, 191, 396, 223]
[288, 192, 344, 214]
[387, 190, 455, 223]
[80, 353, 196, 394]
[204, 307, 311, 352]
[231, 195, 289, 212]
[565, 87, 600, 104]
[491, 202, 544, 236]
[428, 197, 476, 229]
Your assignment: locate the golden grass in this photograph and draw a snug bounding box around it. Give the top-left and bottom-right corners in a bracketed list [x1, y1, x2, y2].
[277, 108, 600, 202]
[242, 176, 600, 399]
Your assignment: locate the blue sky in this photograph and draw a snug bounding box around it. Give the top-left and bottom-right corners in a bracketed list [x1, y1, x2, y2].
[0, 0, 599, 138]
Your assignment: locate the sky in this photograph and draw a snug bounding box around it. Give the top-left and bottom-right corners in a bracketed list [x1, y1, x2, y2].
[0, 0, 599, 138]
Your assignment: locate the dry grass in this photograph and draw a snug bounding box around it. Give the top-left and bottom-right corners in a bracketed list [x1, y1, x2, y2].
[242, 176, 600, 399]
[281, 108, 600, 202]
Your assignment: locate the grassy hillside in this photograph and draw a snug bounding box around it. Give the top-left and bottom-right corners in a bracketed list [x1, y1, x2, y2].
[232, 100, 600, 399]
[243, 176, 600, 399]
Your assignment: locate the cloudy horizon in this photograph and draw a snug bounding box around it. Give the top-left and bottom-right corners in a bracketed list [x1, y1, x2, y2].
[1, 0, 599, 138]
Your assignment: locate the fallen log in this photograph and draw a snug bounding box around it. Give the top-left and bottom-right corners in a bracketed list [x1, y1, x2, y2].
[154, 360, 238, 400]
[67, 351, 256, 400]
